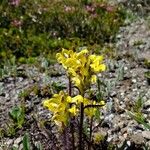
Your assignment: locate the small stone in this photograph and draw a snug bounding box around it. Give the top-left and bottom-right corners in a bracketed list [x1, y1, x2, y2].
[132, 79, 137, 83]
[110, 91, 117, 97]
[139, 45, 144, 49]
[12, 144, 19, 149]
[144, 100, 150, 109]
[127, 128, 133, 134]
[146, 141, 150, 147]
[130, 133, 145, 145]
[14, 137, 22, 145]
[6, 139, 13, 146]
[142, 131, 150, 140]
[118, 122, 125, 129]
[107, 137, 113, 142]
[19, 143, 23, 150]
[123, 133, 128, 138]
[124, 66, 128, 70]
[121, 127, 127, 134]
[143, 114, 148, 118]
[127, 141, 131, 146]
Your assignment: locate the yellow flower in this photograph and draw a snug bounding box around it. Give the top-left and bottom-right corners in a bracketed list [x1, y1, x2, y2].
[84, 108, 97, 118]
[99, 100, 105, 106]
[93, 133, 104, 144]
[43, 101, 58, 112]
[43, 91, 73, 127]
[72, 95, 84, 104]
[91, 75, 97, 83]
[66, 96, 72, 103]
[72, 76, 81, 88]
[68, 105, 78, 116]
[56, 49, 77, 69]
[80, 67, 89, 76]
[90, 62, 106, 73]
[52, 113, 68, 127]
[68, 68, 77, 76]
[89, 55, 103, 62]
[89, 55, 106, 73]
[77, 49, 89, 56]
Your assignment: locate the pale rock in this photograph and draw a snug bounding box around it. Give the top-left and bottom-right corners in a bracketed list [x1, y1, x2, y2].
[14, 137, 22, 145]
[142, 131, 150, 140]
[144, 100, 150, 109]
[130, 133, 145, 145]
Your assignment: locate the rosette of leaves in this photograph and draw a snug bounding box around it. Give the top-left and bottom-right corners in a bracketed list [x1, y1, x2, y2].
[9, 106, 25, 128]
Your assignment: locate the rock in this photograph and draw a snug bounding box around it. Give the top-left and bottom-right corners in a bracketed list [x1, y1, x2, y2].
[127, 140, 131, 146]
[107, 137, 113, 142]
[130, 133, 145, 145]
[142, 131, 150, 140]
[138, 51, 150, 61]
[144, 100, 150, 109]
[123, 133, 128, 138]
[121, 127, 128, 134]
[14, 137, 22, 145]
[6, 139, 13, 146]
[118, 121, 126, 129]
[132, 79, 137, 83]
[146, 141, 150, 147]
[12, 144, 19, 149]
[19, 143, 23, 150]
[110, 91, 117, 97]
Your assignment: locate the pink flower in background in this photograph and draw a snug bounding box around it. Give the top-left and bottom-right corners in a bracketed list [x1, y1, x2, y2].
[11, 19, 22, 27]
[106, 6, 115, 12]
[64, 6, 72, 12]
[91, 13, 98, 19]
[64, 5, 75, 12]
[85, 5, 95, 13]
[10, 0, 20, 6]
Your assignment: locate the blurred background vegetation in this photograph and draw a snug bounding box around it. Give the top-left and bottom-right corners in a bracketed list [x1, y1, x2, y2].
[0, 0, 126, 64]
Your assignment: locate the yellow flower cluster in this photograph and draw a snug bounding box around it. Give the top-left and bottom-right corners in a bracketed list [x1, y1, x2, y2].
[43, 91, 105, 127]
[43, 91, 78, 127]
[43, 49, 106, 127]
[56, 49, 106, 93]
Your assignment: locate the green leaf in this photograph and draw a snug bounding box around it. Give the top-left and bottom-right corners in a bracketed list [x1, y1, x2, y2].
[11, 146, 18, 150]
[9, 106, 21, 120]
[35, 141, 43, 150]
[9, 106, 25, 128]
[133, 96, 144, 113]
[23, 133, 31, 150]
[95, 109, 101, 121]
[128, 111, 150, 130]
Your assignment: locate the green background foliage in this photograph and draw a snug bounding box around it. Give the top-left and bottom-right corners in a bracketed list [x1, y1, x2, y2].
[0, 0, 125, 60]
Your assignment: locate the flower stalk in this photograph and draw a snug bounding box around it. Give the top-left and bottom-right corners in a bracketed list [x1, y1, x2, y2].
[88, 116, 93, 150]
[79, 102, 84, 150]
[68, 76, 75, 150]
